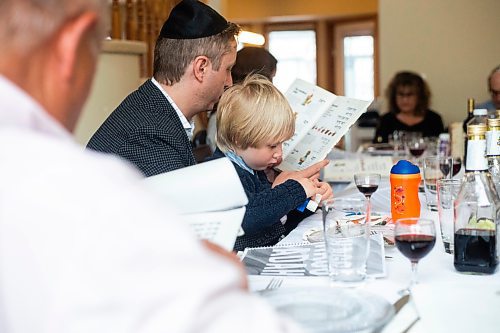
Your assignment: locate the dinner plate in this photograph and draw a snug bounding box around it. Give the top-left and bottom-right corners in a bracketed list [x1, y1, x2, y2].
[259, 287, 394, 333]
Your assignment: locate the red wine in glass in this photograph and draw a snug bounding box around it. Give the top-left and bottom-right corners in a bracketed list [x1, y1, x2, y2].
[452, 159, 462, 176]
[394, 218, 436, 294]
[356, 184, 379, 197]
[409, 147, 425, 158]
[439, 163, 451, 177]
[395, 234, 436, 261]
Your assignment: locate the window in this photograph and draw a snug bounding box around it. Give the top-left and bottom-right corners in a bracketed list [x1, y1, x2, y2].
[268, 29, 317, 92]
[343, 35, 374, 101]
[334, 21, 376, 101]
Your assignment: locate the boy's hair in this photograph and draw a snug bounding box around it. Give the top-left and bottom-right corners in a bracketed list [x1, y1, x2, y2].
[216, 74, 295, 152]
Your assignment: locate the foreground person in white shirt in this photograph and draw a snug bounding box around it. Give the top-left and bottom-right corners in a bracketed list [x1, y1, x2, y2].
[0, 1, 303, 332]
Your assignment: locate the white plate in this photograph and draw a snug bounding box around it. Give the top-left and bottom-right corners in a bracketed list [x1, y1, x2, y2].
[259, 287, 394, 333]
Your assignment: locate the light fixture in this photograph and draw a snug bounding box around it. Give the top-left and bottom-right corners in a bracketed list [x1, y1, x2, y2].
[238, 30, 265, 46]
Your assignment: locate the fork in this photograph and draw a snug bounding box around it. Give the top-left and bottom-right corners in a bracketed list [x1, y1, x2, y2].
[265, 277, 283, 290]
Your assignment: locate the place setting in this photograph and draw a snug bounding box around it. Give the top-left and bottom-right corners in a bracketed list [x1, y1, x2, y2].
[253, 172, 401, 333]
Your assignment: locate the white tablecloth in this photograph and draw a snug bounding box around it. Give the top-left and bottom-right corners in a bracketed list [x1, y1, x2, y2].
[248, 178, 500, 333]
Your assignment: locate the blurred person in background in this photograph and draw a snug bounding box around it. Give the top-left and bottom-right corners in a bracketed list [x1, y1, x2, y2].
[0, 0, 307, 332]
[477, 65, 500, 117]
[206, 46, 278, 152]
[373, 71, 444, 143]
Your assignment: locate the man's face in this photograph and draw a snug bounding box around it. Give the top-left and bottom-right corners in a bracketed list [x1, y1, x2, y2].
[489, 71, 500, 109]
[202, 39, 237, 111]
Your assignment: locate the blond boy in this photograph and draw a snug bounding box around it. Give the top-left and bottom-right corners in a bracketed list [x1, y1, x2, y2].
[212, 75, 332, 250]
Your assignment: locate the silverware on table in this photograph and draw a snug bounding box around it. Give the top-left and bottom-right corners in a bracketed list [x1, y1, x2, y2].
[265, 278, 283, 290]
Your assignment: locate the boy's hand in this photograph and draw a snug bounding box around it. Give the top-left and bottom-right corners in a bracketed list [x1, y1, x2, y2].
[296, 177, 322, 198]
[315, 180, 333, 202]
[272, 160, 329, 188]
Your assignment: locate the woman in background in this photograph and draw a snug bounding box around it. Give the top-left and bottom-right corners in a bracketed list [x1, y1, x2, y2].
[373, 71, 444, 143]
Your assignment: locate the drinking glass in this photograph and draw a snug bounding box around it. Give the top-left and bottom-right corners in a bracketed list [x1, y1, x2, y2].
[423, 156, 453, 211]
[322, 197, 369, 286]
[407, 135, 427, 165]
[395, 218, 436, 294]
[452, 157, 462, 177]
[437, 179, 462, 254]
[389, 130, 408, 157]
[354, 173, 381, 231]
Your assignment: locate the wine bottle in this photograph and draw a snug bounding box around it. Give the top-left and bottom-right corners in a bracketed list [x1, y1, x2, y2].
[462, 98, 475, 163]
[464, 108, 488, 165]
[462, 98, 475, 133]
[486, 117, 500, 196]
[454, 124, 499, 274]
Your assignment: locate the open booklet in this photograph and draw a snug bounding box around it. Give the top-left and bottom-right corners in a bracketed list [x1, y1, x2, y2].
[277, 78, 372, 172]
[322, 156, 394, 182]
[143, 158, 248, 251]
[241, 233, 385, 278]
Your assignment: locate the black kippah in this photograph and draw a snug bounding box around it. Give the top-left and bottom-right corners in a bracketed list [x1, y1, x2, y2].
[159, 0, 229, 39]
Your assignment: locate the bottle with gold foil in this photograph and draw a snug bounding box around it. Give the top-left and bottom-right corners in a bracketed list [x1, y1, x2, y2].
[486, 117, 500, 196]
[454, 124, 500, 274]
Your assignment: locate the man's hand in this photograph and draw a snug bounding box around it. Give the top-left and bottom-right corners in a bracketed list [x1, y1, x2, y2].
[202, 240, 248, 290]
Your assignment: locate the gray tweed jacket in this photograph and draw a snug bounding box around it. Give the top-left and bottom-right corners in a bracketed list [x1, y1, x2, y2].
[87, 79, 196, 177]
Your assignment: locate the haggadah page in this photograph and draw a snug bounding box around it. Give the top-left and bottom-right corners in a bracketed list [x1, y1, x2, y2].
[278, 78, 372, 172]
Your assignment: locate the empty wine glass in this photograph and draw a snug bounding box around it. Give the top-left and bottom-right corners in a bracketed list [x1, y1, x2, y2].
[354, 173, 381, 230]
[394, 218, 436, 295]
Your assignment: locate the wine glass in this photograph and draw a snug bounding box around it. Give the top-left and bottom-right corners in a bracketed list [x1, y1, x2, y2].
[354, 173, 381, 230]
[452, 157, 462, 177]
[407, 136, 427, 165]
[394, 218, 436, 294]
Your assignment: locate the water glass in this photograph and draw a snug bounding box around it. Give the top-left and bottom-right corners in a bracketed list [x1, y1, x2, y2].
[423, 156, 453, 211]
[437, 179, 462, 254]
[322, 197, 370, 286]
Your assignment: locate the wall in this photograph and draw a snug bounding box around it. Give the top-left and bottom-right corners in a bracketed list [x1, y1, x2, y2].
[74, 40, 146, 145]
[219, 0, 377, 22]
[379, 0, 500, 126]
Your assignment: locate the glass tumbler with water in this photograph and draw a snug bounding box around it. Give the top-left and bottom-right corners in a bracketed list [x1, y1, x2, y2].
[437, 178, 462, 254]
[322, 197, 370, 286]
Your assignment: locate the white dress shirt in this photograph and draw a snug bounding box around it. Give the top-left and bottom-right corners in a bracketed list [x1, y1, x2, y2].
[0, 75, 303, 333]
[151, 77, 195, 140]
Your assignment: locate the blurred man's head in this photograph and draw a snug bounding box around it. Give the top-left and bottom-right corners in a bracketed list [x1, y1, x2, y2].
[231, 47, 277, 84]
[487, 65, 500, 110]
[0, 0, 107, 130]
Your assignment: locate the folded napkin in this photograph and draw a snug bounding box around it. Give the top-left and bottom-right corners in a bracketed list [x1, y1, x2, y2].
[412, 282, 500, 332]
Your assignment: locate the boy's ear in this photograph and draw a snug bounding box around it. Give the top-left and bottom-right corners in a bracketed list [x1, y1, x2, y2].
[193, 55, 209, 82]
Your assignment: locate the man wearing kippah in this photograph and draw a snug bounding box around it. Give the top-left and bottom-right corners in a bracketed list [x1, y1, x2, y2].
[87, 0, 240, 176]
[0, 0, 307, 331]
